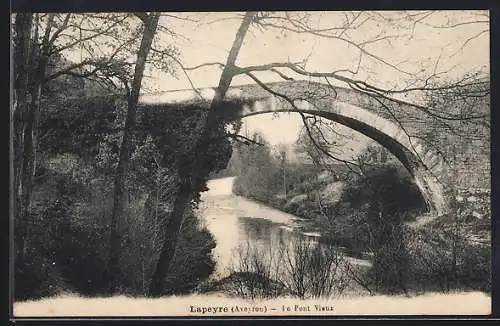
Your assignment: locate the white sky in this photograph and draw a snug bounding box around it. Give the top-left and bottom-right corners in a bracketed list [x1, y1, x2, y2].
[146, 11, 489, 92]
[140, 11, 489, 150]
[62, 11, 489, 151]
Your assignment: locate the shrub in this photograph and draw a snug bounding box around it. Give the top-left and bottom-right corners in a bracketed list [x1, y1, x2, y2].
[338, 164, 426, 294]
[406, 225, 490, 294]
[14, 247, 71, 301]
[458, 244, 490, 293]
[227, 233, 347, 299]
[15, 165, 217, 299]
[162, 212, 217, 295]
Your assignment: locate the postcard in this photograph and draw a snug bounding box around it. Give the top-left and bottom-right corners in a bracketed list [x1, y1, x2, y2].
[11, 10, 491, 318]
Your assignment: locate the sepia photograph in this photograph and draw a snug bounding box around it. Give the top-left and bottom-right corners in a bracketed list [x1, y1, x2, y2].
[10, 10, 491, 317]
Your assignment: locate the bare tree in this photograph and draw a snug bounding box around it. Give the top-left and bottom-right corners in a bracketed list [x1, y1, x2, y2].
[106, 12, 161, 293]
[12, 13, 34, 258]
[12, 12, 141, 261]
[230, 234, 347, 299]
[148, 12, 258, 297]
[186, 11, 488, 169]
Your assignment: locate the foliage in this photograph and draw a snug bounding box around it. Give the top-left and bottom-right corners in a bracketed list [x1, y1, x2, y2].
[162, 213, 217, 294]
[405, 198, 491, 294]
[339, 165, 423, 294]
[231, 133, 282, 203]
[15, 59, 226, 299]
[340, 167, 490, 295]
[16, 138, 218, 300]
[40, 95, 125, 158]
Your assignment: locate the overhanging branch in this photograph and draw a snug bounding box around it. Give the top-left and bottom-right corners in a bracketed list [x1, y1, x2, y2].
[225, 133, 265, 146]
[244, 71, 363, 175]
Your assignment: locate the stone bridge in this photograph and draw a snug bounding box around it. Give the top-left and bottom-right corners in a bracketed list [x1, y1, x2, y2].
[139, 80, 490, 219]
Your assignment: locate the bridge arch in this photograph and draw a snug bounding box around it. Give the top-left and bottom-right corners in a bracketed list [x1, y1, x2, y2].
[140, 81, 450, 218]
[239, 106, 447, 217]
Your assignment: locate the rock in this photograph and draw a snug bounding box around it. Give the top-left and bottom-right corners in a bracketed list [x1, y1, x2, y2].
[275, 194, 287, 200]
[317, 170, 334, 182]
[288, 194, 308, 204]
[320, 182, 344, 203]
[283, 194, 308, 211]
[472, 211, 483, 219]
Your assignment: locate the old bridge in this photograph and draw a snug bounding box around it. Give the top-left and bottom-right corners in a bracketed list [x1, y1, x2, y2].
[139, 80, 489, 219]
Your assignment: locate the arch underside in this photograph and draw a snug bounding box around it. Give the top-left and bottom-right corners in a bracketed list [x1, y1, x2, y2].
[140, 81, 449, 219]
[239, 107, 448, 218]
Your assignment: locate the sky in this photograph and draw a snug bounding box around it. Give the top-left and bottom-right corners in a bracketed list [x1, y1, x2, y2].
[63, 11, 490, 154]
[137, 11, 489, 156]
[145, 11, 489, 92]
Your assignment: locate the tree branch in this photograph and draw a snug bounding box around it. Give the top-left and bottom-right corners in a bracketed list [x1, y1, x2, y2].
[244, 71, 363, 175]
[150, 47, 203, 100]
[226, 133, 265, 146]
[46, 34, 136, 81]
[134, 12, 150, 24]
[48, 13, 71, 47]
[184, 62, 225, 71]
[232, 61, 489, 121]
[50, 14, 131, 55]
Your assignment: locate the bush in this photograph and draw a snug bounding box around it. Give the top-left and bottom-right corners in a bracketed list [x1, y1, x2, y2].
[458, 245, 490, 292]
[15, 164, 217, 300]
[227, 241, 285, 299]
[406, 225, 490, 294]
[227, 234, 347, 299]
[337, 164, 427, 294]
[14, 248, 71, 301]
[162, 213, 217, 295]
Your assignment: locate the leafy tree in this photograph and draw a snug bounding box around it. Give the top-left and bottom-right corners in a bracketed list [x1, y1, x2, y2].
[232, 132, 281, 202]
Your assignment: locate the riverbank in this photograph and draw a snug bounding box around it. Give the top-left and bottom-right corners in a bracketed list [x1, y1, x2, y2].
[12, 177, 491, 317]
[230, 174, 375, 260]
[13, 291, 491, 316]
[200, 177, 372, 275]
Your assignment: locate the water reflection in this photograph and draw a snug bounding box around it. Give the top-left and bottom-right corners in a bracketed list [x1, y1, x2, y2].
[238, 217, 294, 245]
[237, 216, 371, 264]
[238, 216, 316, 250]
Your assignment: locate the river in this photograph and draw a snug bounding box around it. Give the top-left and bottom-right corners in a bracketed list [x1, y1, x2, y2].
[198, 176, 370, 277]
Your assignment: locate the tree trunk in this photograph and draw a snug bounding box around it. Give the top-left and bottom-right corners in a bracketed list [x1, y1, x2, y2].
[19, 13, 53, 256]
[106, 13, 160, 293]
[20, 62, 45, 242]
[148, 11, 257, 297]
[12, 13, 33, 259]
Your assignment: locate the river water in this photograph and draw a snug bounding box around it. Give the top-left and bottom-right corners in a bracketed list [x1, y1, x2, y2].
[198, 177, 370, 277]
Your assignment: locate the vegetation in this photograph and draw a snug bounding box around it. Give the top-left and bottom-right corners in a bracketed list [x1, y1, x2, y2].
[12, 12, 241, 300]
[230, 133, 490, 296]
[14, 60, 223, 300]
[12, 11, 489, 303]
[205, 235, 348, 300]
